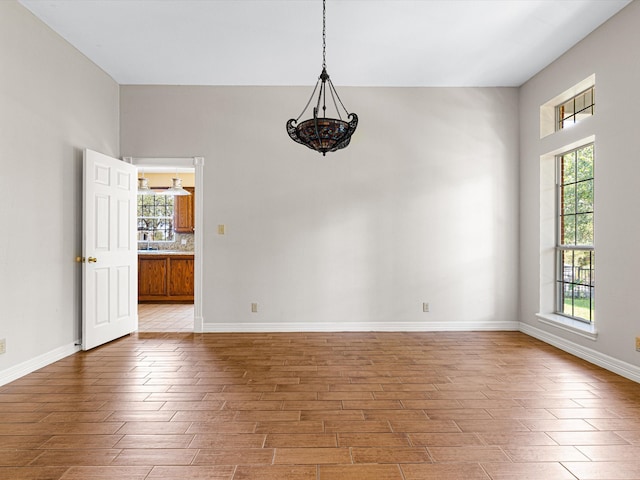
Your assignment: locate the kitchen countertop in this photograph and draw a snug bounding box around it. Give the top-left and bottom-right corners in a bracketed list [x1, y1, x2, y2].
[138, 250, 194, 255]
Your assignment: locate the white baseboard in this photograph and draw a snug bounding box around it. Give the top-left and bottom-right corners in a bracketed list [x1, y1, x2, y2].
[0, 341, 81, 387]
[520, 322, 640, 383]
[194, 315, 204, 333]
[203, 320, 520, 333]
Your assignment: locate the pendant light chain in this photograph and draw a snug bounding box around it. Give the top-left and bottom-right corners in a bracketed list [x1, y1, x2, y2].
[320, 0, 328, 116]
[322, 0, 327, 70]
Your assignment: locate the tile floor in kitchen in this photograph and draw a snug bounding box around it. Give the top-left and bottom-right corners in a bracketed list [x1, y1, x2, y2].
[137, 303, 193, 333]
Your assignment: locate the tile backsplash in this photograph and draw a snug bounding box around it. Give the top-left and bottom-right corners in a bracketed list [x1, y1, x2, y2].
[138, 233, 194, 252]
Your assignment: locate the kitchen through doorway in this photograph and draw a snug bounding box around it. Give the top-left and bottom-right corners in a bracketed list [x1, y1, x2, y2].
[125, 156, 204, 333]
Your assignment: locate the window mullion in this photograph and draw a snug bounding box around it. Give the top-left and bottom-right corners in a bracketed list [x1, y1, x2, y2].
[573, 153, 578, 245]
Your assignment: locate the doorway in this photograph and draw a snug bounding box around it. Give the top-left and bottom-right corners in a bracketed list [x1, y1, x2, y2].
[124, 156, 204, 333]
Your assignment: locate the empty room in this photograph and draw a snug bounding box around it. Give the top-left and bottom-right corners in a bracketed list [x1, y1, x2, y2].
[2, 1, 640, 479]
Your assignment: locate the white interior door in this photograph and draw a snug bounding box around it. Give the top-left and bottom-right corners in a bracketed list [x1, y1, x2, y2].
[82, 149, 138, 350]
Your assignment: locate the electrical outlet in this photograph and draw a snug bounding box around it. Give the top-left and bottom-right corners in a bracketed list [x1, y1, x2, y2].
[0, 338, 6, 355]
[251, 303, 258, 313]
[636, 337, 640, 352]
[218, 224, 225, 235]
[422, 302, 429, 313]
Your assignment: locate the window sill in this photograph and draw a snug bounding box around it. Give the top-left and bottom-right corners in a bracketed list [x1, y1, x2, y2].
[535, 313, 598, 341]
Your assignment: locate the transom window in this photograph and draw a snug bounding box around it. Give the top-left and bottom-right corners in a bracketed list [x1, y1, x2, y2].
[556, 144, 594, 322]
[137, 192, 174, 242]
[556, 87, 595, 131]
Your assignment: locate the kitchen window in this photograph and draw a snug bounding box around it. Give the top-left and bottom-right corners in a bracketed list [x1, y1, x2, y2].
[137, 192, 174, 242]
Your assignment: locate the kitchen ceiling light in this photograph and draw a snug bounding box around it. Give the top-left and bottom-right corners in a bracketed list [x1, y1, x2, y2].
[138, 176, 153, 194]
[286, 0, 358, 156]
[157, 177, 191, 196]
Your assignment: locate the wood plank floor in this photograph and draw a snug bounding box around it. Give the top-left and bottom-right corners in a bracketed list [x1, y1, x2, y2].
[1, 331, 640, 479]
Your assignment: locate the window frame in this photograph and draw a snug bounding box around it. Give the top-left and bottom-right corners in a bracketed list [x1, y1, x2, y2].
[555, 143, 595, 324]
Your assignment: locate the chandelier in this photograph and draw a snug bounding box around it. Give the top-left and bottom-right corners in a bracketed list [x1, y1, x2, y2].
[286, 0, 358, 156]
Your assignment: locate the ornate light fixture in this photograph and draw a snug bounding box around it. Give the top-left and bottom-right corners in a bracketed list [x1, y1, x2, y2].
[287, 0, 358, 156]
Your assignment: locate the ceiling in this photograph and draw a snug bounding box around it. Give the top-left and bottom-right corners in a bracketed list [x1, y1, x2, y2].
[19, 0, 630, 87]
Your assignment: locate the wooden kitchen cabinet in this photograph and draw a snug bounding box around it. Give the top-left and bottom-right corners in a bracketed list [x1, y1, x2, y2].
[168, 257, 194, 297]
[174, 187, 195, 233]
[138, 254, 194, 303]
[138, 256, 167, 297]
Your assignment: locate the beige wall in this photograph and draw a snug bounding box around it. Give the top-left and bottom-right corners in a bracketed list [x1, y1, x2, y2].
[121, 85, 520, 331]
[0, 1, 120, 379]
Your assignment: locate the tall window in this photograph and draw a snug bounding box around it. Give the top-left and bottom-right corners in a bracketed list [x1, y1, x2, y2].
[556, 86, 595, 131]
[137, 193, 174, 242]
[556, 144, 594, 322]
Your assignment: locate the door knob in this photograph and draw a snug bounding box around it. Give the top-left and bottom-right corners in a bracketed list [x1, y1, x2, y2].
[88, 257, 98, 263]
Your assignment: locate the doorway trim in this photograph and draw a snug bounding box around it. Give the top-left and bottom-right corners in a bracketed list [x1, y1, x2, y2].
[124, 156, 205, 333]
